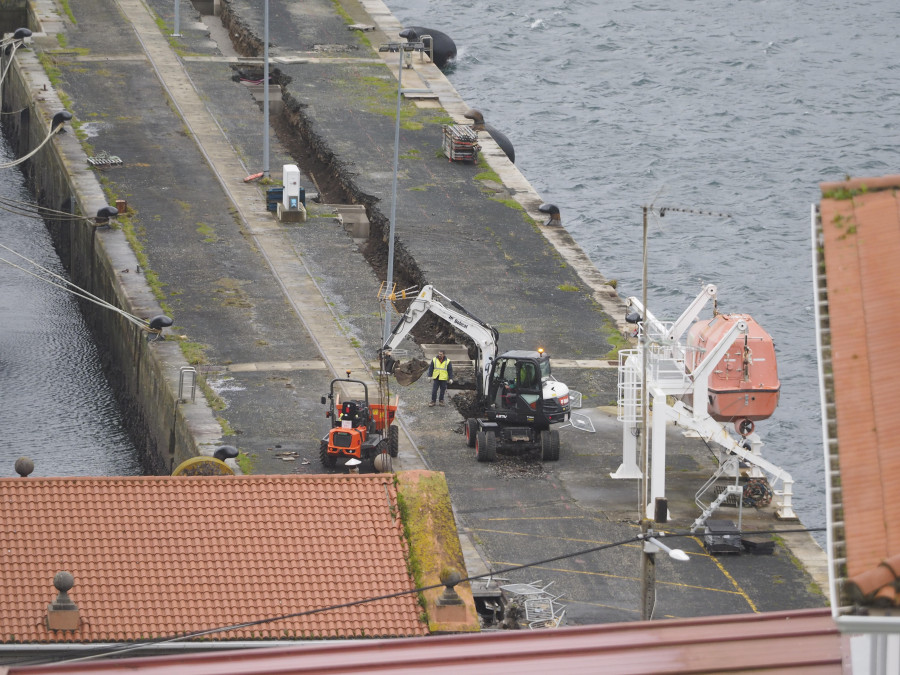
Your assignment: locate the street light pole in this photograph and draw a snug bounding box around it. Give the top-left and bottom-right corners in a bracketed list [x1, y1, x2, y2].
[640, 204, 650, 517]
[639, 204, 651, 619]
[377, 41, 425, 345]
[172, 0, 181, 37]
[383, 44, 404, 345]
[263, 0, 270, 178]
[640, 527, 689, 620]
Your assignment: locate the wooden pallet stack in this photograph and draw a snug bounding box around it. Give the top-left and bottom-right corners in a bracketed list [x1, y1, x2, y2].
[442, 124, 480, 162]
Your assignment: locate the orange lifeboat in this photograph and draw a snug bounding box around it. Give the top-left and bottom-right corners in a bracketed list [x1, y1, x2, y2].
[685, 313, 780, 434]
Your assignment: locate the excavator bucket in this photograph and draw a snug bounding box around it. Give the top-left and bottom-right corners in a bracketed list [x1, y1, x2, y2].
[392, 358, 429, 386]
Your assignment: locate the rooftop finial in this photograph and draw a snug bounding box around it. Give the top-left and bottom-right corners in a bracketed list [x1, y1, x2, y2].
[438, 568, 463, 606]
[15, 457, 34, 477]
[47, 571, 80, 631]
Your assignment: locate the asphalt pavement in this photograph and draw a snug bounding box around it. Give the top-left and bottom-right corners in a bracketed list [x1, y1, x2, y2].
[31, 0, 829, 625]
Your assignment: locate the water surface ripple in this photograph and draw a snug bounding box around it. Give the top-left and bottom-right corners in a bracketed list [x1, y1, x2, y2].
[0, 136, 139, 478]
[386, 0, 900, 540]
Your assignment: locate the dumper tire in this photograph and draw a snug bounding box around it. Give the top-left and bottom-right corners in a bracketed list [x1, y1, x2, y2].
[319, 439, 337, 468]
[465, 418, 478, 448]
[388, 425, 399, 457]
[541, 430, 560, 462]
[476, 431, 497, 463]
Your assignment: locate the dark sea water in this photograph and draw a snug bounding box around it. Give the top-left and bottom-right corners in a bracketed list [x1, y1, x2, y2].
[384, 0, 900, 540]
[0, 136, 140, 478]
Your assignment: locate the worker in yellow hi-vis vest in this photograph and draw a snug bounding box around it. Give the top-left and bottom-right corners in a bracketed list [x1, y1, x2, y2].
[426, 350, 454, 407]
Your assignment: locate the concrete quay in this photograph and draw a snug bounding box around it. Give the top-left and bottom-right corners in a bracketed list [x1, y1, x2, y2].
[15, 0, 828, 625]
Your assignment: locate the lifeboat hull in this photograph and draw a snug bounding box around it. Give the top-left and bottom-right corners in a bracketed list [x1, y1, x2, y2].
[685, 313, 780, 423]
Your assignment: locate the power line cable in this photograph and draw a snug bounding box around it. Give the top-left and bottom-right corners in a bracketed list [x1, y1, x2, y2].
[36, 525, 824, 667]
[0, 193, 105, 223]
[0, 241, 170, 335]
[0, 174, 126, 227]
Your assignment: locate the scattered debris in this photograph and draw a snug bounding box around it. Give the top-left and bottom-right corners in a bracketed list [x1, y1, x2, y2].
[493, 453, 546, 480]
[473, 576, 568, 630]
[87, 151, 123, 167]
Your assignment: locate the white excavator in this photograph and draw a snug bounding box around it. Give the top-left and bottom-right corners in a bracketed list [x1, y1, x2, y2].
[380, 285, 571, 462]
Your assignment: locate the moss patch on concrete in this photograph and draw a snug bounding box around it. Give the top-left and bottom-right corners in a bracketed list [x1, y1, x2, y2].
[395, 470, 480, 633]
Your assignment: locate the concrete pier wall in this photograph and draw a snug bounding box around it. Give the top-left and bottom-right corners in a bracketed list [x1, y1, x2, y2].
[0, 47, 222, 473]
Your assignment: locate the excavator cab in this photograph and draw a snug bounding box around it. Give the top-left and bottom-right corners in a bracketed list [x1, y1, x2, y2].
[465, 349, 569, 463]
[492, 357, 537, 411]
[488, 352, 560, 424]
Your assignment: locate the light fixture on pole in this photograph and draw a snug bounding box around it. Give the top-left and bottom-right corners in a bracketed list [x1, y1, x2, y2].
[633, 202, 728, 620]
[377, 41, 426, 345]
[640, 524, 689, 621]
[644, 535, 690, 562]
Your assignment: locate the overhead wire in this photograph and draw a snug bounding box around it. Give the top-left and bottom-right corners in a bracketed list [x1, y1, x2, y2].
[0, 241, 156, 333]
[0, 192, 95, 223]
[0, 183, 167, 335]
[34, 525, 825, 667]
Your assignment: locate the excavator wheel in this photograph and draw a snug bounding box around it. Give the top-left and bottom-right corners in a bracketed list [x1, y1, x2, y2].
[319, 439, 337, 468]
[476, 431, 497, 463]
[540, 430, 560, 462]
[465, 418, 478, 448]
[388, 425, 399, 457]
[485, 432, 498, 461]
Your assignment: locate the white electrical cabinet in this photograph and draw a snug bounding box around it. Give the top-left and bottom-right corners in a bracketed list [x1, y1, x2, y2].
[282, 164, 301, 209]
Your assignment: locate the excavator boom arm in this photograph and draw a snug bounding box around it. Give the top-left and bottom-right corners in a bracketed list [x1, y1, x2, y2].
[382, 285, 499, 393]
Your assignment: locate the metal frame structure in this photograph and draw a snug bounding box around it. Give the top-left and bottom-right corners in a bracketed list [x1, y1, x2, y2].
[613, 284, 796, 522]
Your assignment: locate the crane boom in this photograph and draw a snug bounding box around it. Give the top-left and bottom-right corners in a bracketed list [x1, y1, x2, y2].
[381, 285, 499, 394]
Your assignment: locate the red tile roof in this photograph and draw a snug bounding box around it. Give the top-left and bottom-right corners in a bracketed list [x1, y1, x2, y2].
[6, 608, 846, 674]
[818, 175, 900, 608]
[0, 475, 427, 642]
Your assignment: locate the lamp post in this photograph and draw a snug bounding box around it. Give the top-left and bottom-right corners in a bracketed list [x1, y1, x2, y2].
[634, 202, 726, 620]
[640, 528, 690, 620]
[638, 204, 653, 619]
[172, 0, 181, 37]
[263, 0, 270, 178]
[641, 205, 650, 516]
[377, 41, 425, 345]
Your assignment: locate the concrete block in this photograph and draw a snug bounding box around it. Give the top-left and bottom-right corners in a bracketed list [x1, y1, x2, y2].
[46, 608, 80, 631]
[277, 202, 307, 223]
[333, 204, 369, 238]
